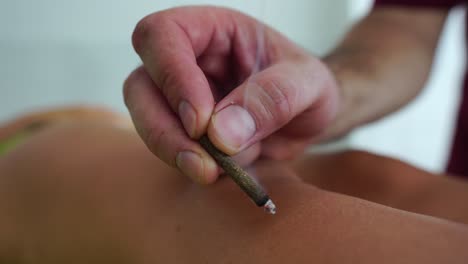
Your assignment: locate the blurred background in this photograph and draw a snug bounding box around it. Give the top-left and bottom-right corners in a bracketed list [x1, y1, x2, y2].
[0, 0, 465, 172]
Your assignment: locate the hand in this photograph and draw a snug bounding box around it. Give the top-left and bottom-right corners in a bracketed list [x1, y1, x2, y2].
[124, 6, 340, 184]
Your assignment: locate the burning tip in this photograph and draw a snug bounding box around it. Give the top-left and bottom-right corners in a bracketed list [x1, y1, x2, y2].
[263, 199, 276, 215]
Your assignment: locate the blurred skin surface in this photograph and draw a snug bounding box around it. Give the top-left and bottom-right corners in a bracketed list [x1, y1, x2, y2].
[0, 112, 467, 263]
[124, 5, 448, 184]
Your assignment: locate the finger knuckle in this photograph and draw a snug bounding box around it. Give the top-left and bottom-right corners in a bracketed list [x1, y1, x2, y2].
[122, 67, 144, 109]
[132, 17, 151, 53]
[123, 77, 135, 110]
[255, 79, 293, 127]
[157, 68, 180, 108]
[145, 127, 171, 164]
[132, 12, 167, 54]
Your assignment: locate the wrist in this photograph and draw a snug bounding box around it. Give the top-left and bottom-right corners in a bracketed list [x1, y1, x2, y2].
[317, 56, 358, 142]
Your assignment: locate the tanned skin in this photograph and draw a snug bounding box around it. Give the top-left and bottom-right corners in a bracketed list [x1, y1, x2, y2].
[0, 110, 467, 263]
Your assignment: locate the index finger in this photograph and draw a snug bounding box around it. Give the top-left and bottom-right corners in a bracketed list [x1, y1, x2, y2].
[131, 7, 221, 139]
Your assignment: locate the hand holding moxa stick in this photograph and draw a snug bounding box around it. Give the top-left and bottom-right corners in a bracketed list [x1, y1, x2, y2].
[199, 135, 276, 214]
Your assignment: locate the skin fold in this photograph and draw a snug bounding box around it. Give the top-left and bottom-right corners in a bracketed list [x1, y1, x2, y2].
[0, 112, 467, 263]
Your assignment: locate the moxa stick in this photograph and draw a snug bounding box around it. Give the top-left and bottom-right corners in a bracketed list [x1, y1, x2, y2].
[199, 135, 276, 214]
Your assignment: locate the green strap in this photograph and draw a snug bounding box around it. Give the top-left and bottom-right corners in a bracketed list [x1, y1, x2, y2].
[0, 130, 32, 155]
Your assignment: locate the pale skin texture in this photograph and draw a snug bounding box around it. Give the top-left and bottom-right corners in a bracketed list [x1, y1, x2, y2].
[124, 5, 449, 184]
[0, 112, 468, 263]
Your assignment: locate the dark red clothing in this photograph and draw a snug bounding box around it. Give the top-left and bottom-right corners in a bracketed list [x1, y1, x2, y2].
[374, 0, 467, 177]
[375, 0, 464, 7]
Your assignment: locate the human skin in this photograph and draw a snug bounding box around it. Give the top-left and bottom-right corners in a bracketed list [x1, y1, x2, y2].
[124, 5, 448, 183]
[0, 119, 467, 263]
[323, 6, 447, 138]
[124, 6, 340, 183]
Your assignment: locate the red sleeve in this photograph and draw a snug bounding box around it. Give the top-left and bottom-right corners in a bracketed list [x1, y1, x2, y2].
[374, 0, 462, 8]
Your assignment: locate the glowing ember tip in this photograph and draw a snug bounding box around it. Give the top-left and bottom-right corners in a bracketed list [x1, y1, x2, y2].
[264, 199, 277, 215]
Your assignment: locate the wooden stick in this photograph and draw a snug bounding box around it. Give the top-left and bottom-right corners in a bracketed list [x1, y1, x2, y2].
[199, 135, 276, 214]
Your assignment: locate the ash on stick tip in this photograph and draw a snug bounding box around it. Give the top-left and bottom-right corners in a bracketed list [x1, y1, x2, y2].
[263, 199, 277, 215]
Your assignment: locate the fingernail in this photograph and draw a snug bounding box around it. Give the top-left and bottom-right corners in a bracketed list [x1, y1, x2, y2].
[176, 151, 204, 183]
[211, 105, 256, 153]
[178, 100, 197, 138]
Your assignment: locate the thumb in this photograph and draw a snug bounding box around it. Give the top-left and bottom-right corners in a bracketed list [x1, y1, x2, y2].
[207, 59, 334, 155]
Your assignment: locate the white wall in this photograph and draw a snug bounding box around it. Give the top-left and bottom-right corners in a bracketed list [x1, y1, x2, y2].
[0, 0, 350, 119]
[0, 0, 465, 172]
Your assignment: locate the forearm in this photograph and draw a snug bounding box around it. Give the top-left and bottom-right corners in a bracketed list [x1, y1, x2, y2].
[321, 7, 448, 139]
